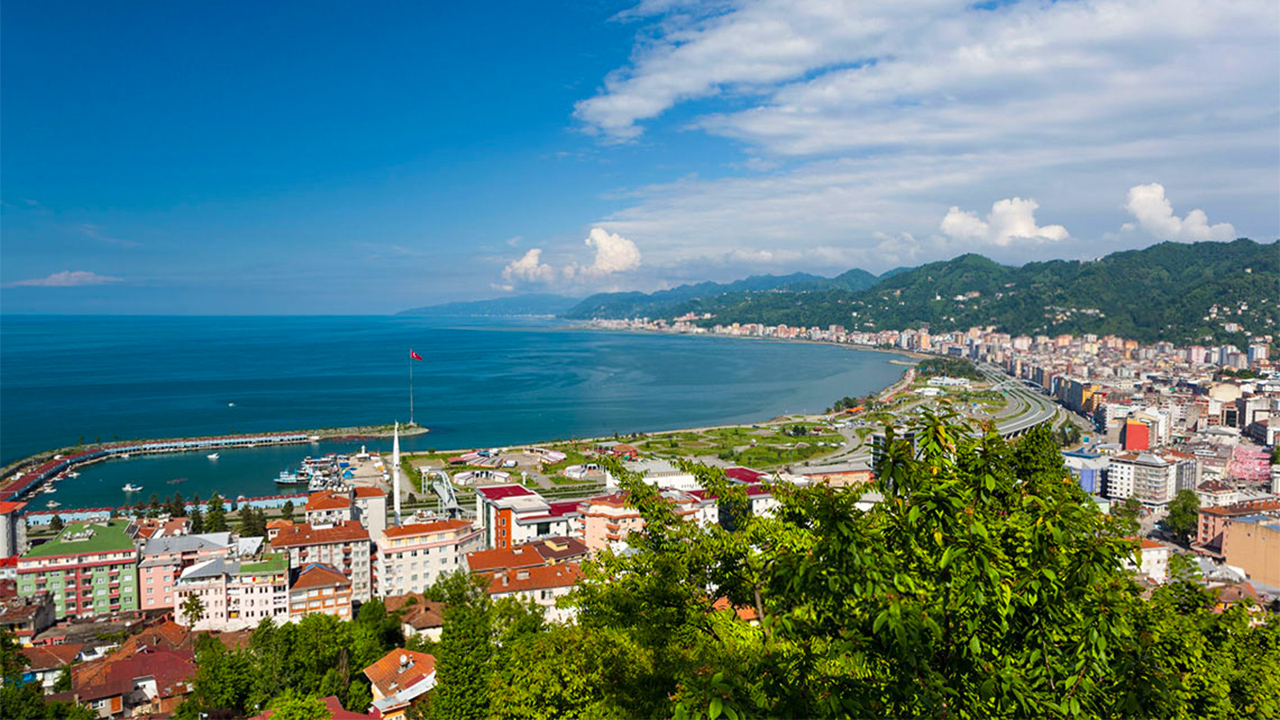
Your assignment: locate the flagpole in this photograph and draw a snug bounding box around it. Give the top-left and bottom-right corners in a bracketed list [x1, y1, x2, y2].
[409, 351, 414, 427]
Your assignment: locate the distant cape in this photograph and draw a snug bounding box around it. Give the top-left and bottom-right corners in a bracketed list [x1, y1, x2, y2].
[397, 293, 581, 317]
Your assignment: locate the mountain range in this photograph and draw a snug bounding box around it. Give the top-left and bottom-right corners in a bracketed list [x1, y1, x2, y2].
[402, 239, 1277, 344]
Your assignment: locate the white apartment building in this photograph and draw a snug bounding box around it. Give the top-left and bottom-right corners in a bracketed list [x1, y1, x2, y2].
[475, 485, 573, 550]
[1107, 452, 1195, 505]
[375, 519, 483, 596]
[173, 553, 289, 632]
[484, 562, 583, 624]
[269, 521, 372, 601]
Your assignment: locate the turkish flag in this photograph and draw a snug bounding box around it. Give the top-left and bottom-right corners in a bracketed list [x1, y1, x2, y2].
[410, 350, 423, 361]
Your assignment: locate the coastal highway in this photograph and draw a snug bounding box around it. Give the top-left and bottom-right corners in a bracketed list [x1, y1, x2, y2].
[806, 364, 1059, 468]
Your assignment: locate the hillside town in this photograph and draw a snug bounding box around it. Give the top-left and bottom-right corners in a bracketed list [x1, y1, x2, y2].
[0, 319, 1275, 717]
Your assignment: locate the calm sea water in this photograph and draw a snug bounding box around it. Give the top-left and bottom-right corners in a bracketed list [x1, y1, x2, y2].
[0, 315, 903, 510]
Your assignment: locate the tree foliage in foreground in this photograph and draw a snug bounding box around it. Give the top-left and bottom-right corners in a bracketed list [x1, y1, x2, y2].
[549, 415, 1280, 718]
[0, 629, 94, 720]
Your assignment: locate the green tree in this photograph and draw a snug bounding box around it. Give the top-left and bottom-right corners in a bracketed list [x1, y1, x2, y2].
[206, 492, 228, 533]
[1110, 495, 1143, 537]
[54, 664, 72, 692]
[266, 690, 331, 720]
[1164, 489, 1200, 544]
[180, 592, 205, 631]
[427, 572, 496, 720]
[49, 515, 64, 533]
[0, 628, 93, 720]
[281, 500, 295, 523]
[238, 505, 256, 535]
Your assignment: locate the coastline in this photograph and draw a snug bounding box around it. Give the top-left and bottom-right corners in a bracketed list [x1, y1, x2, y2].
[4, 326, 919, 507]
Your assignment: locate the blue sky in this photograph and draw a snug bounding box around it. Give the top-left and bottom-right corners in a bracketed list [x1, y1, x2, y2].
[3, 0, 1277, 314]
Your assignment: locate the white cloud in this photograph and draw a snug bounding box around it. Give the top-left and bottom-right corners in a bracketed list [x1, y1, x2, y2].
[941, 198, 1069, 246]
[581, 227, 642, 275]
[499, 229, 643, 288]
[569, 0, 1276, 282]
[501, 249, 556, 284]
[6, 271, 123, 288]
[1122, 183, 1236, 241]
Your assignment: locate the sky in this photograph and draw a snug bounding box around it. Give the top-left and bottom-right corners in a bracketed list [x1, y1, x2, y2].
[2, 0, 1277, 314]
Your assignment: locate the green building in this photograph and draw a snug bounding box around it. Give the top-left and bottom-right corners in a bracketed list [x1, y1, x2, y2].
[17, 519, 139, 619]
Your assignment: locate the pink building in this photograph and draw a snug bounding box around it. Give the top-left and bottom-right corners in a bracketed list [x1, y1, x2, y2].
[138, 532, 233, 612]
[173, 552, 289, 632]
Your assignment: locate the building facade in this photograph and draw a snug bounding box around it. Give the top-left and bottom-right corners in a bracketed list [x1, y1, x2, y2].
[270, 521, 372, 601]
[375, 520, 483, 597]
[17, 520, 138, 620]
[173, 553, 290, 632]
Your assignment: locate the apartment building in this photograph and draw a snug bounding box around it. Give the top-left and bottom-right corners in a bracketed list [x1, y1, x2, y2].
[173, 552, 290, 632]
[0, 501, 28, 558]
[1223, 515, 1280, 587]
[475, 485, 572, 550]
[578, 490, 704, 554]
[305, 491, 354, 526]
[483, 562, 583, 624]
[288, 563, 352, 621]
[270, 520, 372, 601]
[375, 520, 483, 597]
[1107, 452, 1194, 505]
[137, 533, 233, 612]
[17, 519, 138, 620]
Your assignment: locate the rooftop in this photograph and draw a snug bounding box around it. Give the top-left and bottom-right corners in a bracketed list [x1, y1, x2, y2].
[23, 520, 136, 559]
[142, 532, 232, 556]
[383, 519, 473, 539]
[362, 648, 436, 699]
[485, 562, 584, 595]
[239, 552, 288, 576]
[270, 520, 369, 548]
[291, 562, 350, 591]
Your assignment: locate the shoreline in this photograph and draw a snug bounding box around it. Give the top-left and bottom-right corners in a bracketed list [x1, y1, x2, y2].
[4, 329, 923, 508]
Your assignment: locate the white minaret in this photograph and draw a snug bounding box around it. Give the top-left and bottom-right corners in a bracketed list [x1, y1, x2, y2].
[392, 421, 402, 526]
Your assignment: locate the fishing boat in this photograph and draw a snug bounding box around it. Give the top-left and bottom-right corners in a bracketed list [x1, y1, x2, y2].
[46, 501, 61, 509]
[207, 453, 220, 460]
[122, 483, 143, 493]
[274, 470, 306, 485]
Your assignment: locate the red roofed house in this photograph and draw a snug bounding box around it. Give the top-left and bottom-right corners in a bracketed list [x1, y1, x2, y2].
[466, 536, 589, 574]
[305, 491, 354, 526]
[0, 590, 55, 642]
[384, 594, 446, 642]
[475, 485, 572, 550]
[376, 520, 482, 596]
[363, 649, 436, 719]
[20, 642, 82, 691]
[1121, 538, 1170, 583]
[289, 563, 352, 621]
[65, 648, 197, 718]
[270, 521, 371, 601]
[484, 562, 584, 623]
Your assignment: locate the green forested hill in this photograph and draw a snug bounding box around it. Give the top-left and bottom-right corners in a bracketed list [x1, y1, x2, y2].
[569, 239, 1278, 343]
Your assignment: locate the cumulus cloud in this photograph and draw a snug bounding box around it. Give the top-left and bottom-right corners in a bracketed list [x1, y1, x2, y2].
[5, 271, 123, 288]
[1122, 183, 1236, 241]
[501, 249, 556, 284]
[499, 229, 643, 288]
[941, 198, 1069, 246]
[580, 227, 642, 276]
[568, 0, 1275, 277]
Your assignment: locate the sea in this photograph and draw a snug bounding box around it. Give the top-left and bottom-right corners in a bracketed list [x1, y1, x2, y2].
[0, 315, 904, 511]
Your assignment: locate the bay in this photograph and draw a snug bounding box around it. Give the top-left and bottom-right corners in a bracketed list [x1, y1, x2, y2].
[0, 315, 903, 510]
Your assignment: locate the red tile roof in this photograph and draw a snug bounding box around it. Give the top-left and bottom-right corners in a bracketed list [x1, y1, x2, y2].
[0, 501, 27, 515]
[383, 519, 472, 539]
[384, 595, 446, 631]
[21, 643, 83, 671]
[362, 649, 436, 699]
[73, 649, 196, 702]
[305, 491, 352, 512]
[466, 546, 546, 574]
[291, 563, 351, 591]
[270, 521, 369, 548]
[485, 562, 584, 595]
[353, 486, 386, 498]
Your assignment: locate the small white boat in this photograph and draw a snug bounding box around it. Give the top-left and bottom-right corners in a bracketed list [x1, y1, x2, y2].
[228, 402, 236, 407]
[66, 471, 80, 478]
[46, 501, 61, 509]
[119, 453, 130, 459]
[207, 453, 220, 460]
[122, 483, 143, 493]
